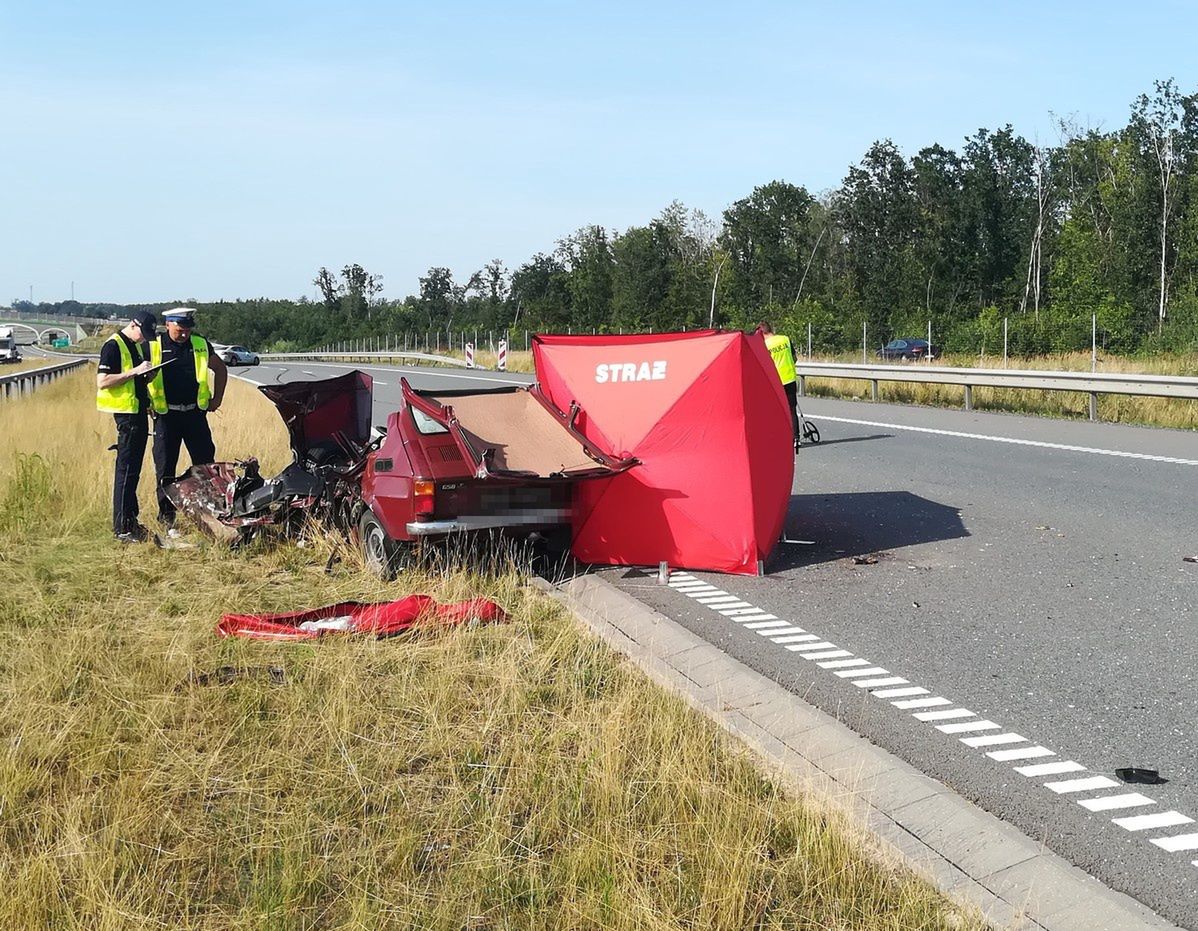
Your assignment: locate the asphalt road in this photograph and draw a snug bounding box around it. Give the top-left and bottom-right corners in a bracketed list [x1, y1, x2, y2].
[241, 359, 1198, 928]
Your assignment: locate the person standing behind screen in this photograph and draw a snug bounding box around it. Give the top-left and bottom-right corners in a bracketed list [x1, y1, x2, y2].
[96, 310, 158, 542]
[148, 307, 228, 534]
[758, 322, 800, 451]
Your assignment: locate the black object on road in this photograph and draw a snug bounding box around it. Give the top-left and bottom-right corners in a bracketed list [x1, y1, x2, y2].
[1116, 767, 1167, 785]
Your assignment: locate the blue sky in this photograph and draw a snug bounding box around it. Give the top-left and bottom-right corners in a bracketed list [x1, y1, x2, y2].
[3, 1, 1196, 304]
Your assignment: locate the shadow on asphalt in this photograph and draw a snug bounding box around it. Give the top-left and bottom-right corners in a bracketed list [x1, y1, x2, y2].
[771, 490, 968, 570]
[800, 432, 893, 448]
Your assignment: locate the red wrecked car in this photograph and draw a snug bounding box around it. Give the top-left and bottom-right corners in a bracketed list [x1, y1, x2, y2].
[164, 370, 637, 576]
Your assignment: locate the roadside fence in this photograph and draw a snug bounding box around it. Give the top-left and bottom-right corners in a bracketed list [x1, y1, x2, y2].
[795, 314, 1198, 367]
[0, 359, 90, 401]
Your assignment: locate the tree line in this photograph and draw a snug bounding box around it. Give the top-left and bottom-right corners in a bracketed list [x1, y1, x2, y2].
[15, 79, 1198, 356]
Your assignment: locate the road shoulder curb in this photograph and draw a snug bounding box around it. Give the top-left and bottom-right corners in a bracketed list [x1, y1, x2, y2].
[532, 571, 1181, 931]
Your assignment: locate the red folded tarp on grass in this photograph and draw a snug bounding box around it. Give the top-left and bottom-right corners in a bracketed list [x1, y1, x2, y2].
[218, 595, 507, 641]
[533, 330, 794, 576]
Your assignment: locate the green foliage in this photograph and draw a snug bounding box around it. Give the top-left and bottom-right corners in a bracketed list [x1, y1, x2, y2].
[23, 78, 1198, 359]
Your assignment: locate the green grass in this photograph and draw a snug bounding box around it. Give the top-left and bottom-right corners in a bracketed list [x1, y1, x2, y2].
[0, 372, 988, 929]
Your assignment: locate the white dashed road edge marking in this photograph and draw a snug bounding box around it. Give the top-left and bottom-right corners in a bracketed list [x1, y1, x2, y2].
[809, 415, 1198, 467]
[664, 571, 1198, 870]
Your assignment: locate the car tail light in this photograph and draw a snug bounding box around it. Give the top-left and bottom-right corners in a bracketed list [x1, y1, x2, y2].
[414, 479, 435, 519]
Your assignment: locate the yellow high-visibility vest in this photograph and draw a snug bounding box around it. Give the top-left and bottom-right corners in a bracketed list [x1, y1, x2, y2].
[95, 334, 146, 413]
[147, 336, 211, 414]
[765, 334, 796, 385]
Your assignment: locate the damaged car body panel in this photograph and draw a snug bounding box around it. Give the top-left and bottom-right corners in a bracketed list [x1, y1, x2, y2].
[164, 371, 637, 574]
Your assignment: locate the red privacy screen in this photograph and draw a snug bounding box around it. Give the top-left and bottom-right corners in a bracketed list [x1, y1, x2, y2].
[533, 330, 794, 575]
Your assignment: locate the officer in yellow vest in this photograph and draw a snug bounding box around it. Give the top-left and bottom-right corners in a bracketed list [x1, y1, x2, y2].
[758, 322, 801, 451]
[96, 310, 158, 542]
[149, 308, 228, 533]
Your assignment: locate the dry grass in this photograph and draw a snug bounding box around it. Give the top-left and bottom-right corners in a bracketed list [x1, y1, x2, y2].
[802, 351, 1198, 429]
[0, 372, 987, 930]
[0, 358, 58, 375]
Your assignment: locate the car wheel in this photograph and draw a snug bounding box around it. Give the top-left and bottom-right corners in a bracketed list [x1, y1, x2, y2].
[358, 508, 402, 580]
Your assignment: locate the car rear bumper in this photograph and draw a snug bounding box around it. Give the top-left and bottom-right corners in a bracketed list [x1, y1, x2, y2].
[406, 510, 571, 536]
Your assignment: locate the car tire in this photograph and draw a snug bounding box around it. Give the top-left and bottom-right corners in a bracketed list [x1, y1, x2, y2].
[358, 508, 402, 580]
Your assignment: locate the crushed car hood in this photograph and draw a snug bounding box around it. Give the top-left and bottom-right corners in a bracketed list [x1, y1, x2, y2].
[258, 371, 373, 460]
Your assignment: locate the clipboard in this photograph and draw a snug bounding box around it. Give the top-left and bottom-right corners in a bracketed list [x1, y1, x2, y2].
[140, 357, 177, 375]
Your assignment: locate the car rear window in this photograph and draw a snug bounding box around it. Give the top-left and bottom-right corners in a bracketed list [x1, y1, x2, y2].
[410, 405, 449, 435]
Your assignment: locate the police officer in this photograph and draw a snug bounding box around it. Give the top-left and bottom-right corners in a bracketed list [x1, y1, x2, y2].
[149, 307, 228, 531]
[96, 310, 158, 542]
[758, 322, 800, 451]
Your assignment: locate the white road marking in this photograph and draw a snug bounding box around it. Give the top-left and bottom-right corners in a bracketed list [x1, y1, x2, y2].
[1079, 793, 1157, 813]
[1152, 833, 1198, 853]
[915, 708, 975, 722]
[1045, 775, 1122, 794]
[785, 641, 838, 652]
[987, 746, 1056, 762]
[812, 415, 1198, 467]
[872, 686, 929, 699]
[937, 719, 1000, 733]
[853, 676, 908, 688]
[694, 586, 1198, 864]
[893, 696, 952, 709]
[1113, 811, 1194, 832]
[961, 732, 1026, 748]
[1016, 760, 1086, 778]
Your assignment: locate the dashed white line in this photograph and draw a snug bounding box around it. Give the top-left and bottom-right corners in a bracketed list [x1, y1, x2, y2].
[987, 746, 1056, 762]
[1016, 760, 1087, 777]
[872, 686, 929, 699]
[915, 708, 975, 722]
[961, 732, 1026, 749]
[835, 667, 890, 678]
[1152, 833, 1198, 853]
[853, 676, 908, 688]
[1113, 811, 1194, 832]
[937, 719, 1000, 733]
[660, 573, 1198, 868]
[894, 696, 952, 709]
[1079, 793, 1157, 813]
[1045, 775, 1122, 794]
[785, 641, 838, 653]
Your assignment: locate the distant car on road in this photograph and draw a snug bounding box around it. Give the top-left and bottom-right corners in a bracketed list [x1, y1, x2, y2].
[877, 338, 940, 361]
[214, 344, 260, 366]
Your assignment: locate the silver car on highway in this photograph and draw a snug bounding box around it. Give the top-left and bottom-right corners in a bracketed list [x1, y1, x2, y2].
[214, 344, 260, 366]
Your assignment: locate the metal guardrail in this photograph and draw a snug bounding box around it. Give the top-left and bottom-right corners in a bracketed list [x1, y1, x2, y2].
[795, 362, 1198, 421]
[0, 358, 90, 400]
[260, 350, 473, 368]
